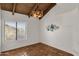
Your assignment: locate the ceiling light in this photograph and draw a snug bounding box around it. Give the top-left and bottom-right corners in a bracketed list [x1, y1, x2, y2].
[31, 3, 43, 18]
[32, 10, 43, 18]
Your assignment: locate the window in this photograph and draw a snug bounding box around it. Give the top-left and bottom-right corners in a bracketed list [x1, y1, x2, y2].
[5, 21, 26, 40]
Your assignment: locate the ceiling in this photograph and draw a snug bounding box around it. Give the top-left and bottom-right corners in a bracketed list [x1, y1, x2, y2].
[0, 3, 56, 19]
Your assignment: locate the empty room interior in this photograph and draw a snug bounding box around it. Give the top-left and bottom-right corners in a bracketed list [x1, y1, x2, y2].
[0, 3, 79, 56]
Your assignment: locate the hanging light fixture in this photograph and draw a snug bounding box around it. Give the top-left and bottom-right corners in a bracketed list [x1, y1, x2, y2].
[31, 4, 43, 18]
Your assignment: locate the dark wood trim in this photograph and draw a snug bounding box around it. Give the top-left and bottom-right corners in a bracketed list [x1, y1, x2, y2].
[0, 4, 1, 9]
[40, 3, 56, 19]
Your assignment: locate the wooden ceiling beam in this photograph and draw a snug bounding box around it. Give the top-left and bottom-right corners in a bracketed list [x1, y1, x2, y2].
[28, 3, 38, 17]
[12, 3, 16, 15]
[1, 3, 56, 20]
[0, 4, 1, 9]
[40, 3, 56, 19]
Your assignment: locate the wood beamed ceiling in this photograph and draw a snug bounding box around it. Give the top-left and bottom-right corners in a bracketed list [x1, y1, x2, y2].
[0, 3, 56, 20]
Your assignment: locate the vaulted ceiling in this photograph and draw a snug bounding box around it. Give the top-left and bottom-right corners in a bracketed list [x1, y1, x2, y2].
[0, 3, 56, 19]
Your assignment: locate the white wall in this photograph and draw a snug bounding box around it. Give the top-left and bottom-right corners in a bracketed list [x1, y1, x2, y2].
[1, 3, 79, 56]
[1, 10, 40, 51]
[40, 3, 79, 55]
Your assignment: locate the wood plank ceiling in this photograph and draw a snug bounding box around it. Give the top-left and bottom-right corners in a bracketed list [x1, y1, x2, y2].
[1, 3, 56, 19]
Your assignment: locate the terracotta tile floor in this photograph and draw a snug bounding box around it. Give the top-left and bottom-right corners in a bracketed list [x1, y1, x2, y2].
[0, 43, 73, 56]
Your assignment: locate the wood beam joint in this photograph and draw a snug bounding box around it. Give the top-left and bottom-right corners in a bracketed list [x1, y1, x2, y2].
[40, 3, 56, 19]
[12, 3, 16, 15]
[29, 4, 38, 17]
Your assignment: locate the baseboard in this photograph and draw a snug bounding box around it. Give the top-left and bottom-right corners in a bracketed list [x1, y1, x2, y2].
[41, 41, 74, 55]
[1, 42, 40, 53]
[1, 42, 74, 56]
